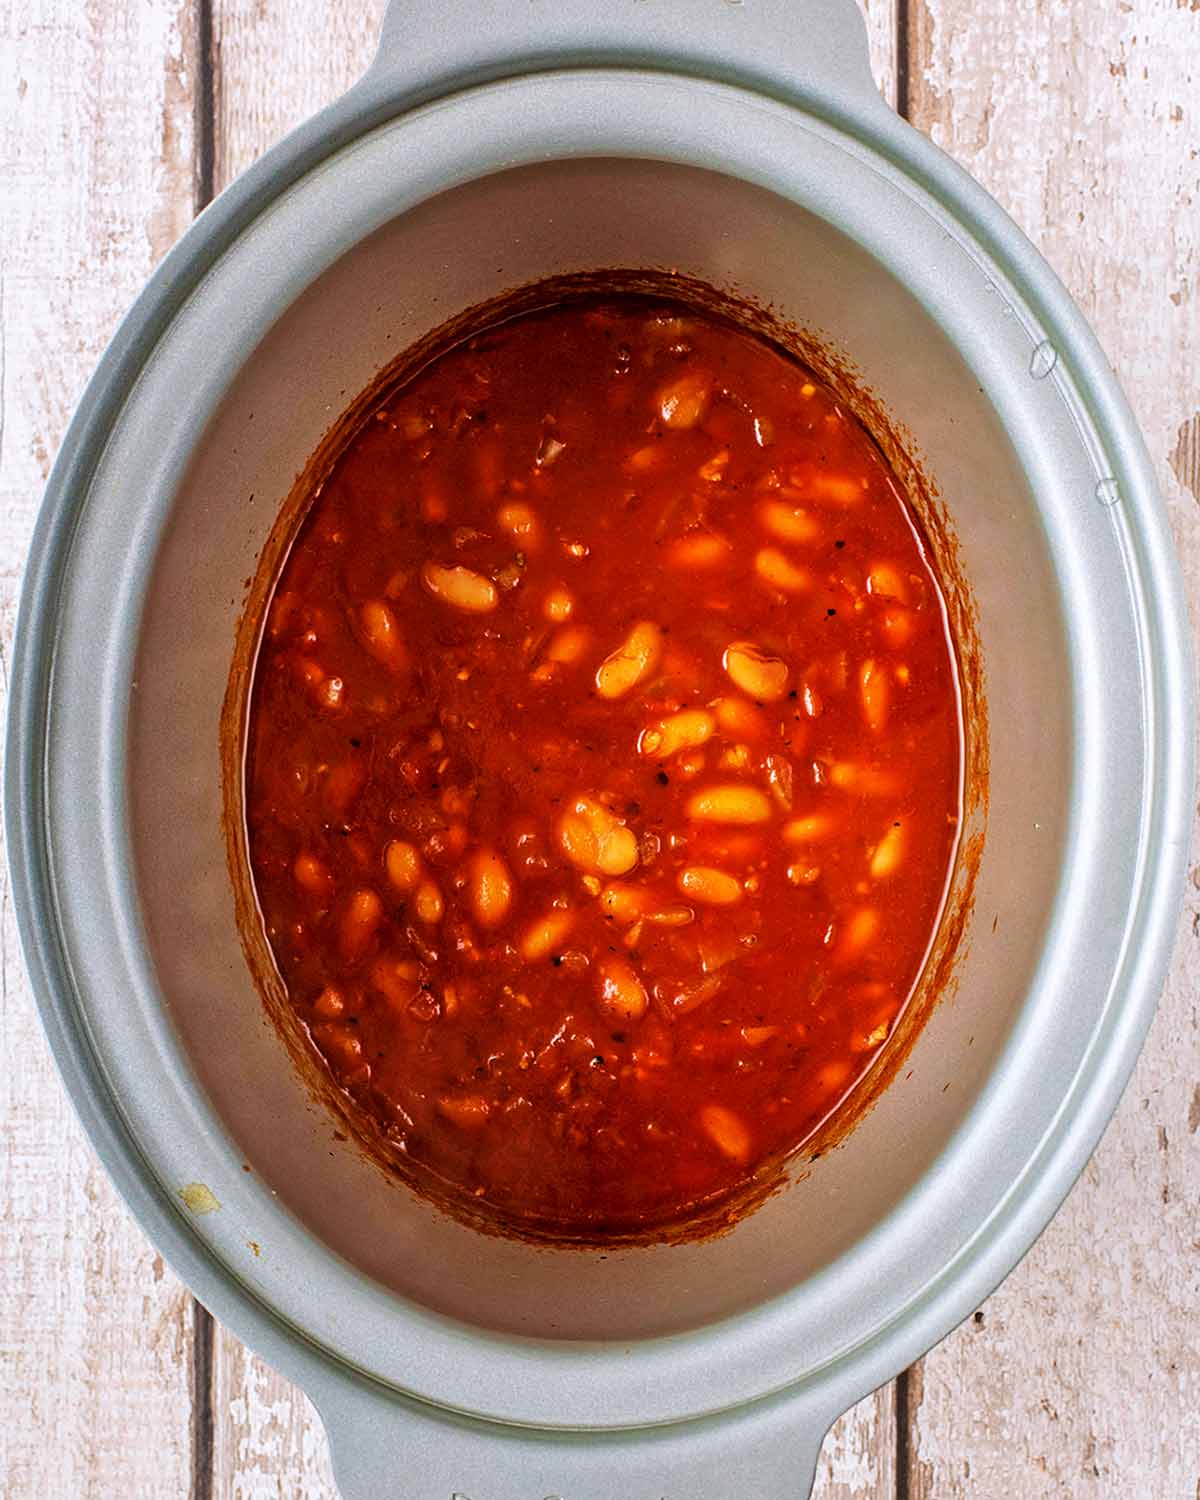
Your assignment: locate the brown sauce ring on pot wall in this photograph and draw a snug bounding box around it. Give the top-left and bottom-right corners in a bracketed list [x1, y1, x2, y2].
[221, 268, 987, 1248]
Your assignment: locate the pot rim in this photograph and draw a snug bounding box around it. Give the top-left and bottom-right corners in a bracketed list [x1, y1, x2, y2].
[6, 59, 1193, 1434]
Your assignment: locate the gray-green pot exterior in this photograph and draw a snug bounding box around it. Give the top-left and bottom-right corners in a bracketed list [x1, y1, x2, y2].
[6, 3, 1192, 1495]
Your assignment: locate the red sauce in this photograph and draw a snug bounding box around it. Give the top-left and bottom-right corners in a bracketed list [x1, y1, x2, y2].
[245, 297, 962, 1236]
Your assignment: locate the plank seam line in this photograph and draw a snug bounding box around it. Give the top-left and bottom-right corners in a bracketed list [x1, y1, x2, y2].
[189, 5, 216, 1483]
[895, 1365, 912, 1500]
[194, 0, 215, 212]
[895, 0, 912, 121]
[891, 32, 913, 1498]
[190, 1300, 215, 1500]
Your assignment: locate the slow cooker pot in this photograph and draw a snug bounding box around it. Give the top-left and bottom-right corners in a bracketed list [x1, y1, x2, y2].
[7, 2, 1193, 1495]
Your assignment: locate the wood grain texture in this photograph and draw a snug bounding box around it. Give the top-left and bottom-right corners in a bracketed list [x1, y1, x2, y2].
[906, 0, 1200, 1494]
[0, 3, 200, 1497]
[211, 1325, 337, 1499]
[815, 1386, 898, 1500]
[861, 0, 900, 109]
[8, 1, 1196, 1497]
[211, 0, 386, 187]
[206, 6, 383, 1494]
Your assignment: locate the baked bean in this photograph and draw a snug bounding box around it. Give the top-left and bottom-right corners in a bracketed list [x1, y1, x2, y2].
[421, 561, 499, 614]
[359, 599, 408, 672]
[754, 548, 812, 594]
[686, 784, 773, 825]
[657, 369, 712, 429]
[294, 852, 333, 899]
[783, 814, 835, 843]
[661, 972, 724, 1017]
[639, 708, 715, 759]
[678, 866, 742, 905]
[838, 906, 880, 960]
[385, 839, 422, 895]
[643, 904, 696, 928]
[859, 658, 889, 733]
[545, 626, 592, 665]
[339, 888, 383, 963]
[759, 498, 821, 543]
[521, 909, 575, 960]
[697, 449, 730, 483]
[741, 1025, 778, 1046]
[867, 562, 909, 602]
[595, 621, 663, 699]
[597, 957, 649, 1023]
[853, 1014, 894, 1052]
[763, 753, 795, 811]
[668, 532, 732, 569]
[699, 1103, 752, 1162]
[599, 883, 649, 924]
[712, 695, 770, 741]
[558, 796, 640, 876]
[626, 443, 662, 472]
[312, 985, 347, 1018]
[543, 585, 575, 622]
[829, 761, 900, 797]
[815, 1060, 853, 1094]
[869, 822, 905, 879]
[723, 641, 789, 702]
[536, 433, 567, 469]
[880, 606, 916, 647]
[498, 502, 541, 547]
[807, 472, 864, 506]
[414, 880, 445, 925]
[469, 848, 515, 928]
[317, 671, 344, 710]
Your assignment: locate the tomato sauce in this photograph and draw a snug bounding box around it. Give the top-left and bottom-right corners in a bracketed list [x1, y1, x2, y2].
[245, 297, 962, 1235]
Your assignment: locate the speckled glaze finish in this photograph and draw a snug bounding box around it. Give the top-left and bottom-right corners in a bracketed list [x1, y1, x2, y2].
[5, 4, 1192, 1497]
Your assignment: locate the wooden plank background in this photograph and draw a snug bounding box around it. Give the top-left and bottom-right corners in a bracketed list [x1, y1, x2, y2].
[1, 1, 1195, 1495]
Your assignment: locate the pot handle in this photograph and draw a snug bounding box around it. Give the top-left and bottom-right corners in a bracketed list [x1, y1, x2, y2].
[332, 2, 869, 1494]
[367, 0, 885, 115]
[312, 1372, 834, 1500]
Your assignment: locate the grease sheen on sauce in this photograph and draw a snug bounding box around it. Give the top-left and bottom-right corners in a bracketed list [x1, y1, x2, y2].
[245, 298, 962, 1235]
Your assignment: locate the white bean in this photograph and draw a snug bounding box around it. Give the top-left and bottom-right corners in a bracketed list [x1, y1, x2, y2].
[421, 561, 499, 614]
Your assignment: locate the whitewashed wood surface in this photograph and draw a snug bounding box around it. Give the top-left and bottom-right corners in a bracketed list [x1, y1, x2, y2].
[0, 2, 1195, 1496]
